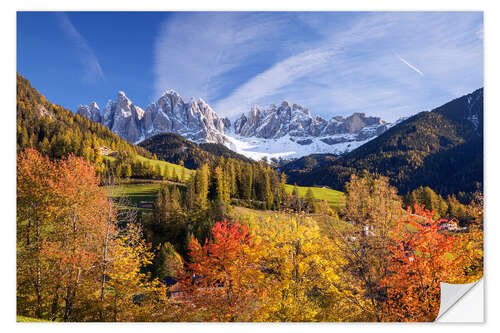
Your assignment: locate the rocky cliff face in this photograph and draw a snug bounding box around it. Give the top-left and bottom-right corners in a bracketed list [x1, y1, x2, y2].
[233, 101, 389, 144]
[77, 102, 101, 124]
[142, 91, 228, 144]
[78, 90, 229, 144]
[99, 92, 145, 143]
[78, 92, 390, 160]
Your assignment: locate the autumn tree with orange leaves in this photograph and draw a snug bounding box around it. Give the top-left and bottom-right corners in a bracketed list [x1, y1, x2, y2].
[17, 148, 167, 321]
[17, 148, 112, 320]
[179, 221, 266, 321]
[380, 205, 463, 322]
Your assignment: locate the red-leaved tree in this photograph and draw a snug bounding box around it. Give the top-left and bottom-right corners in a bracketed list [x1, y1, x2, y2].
[381, 205, 461, 321]
[178, 221, 266, 321]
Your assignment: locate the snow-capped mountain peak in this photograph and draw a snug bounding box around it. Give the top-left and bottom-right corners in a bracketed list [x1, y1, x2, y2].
[78, 94, 391, 160]
[225, 101, 390, 160]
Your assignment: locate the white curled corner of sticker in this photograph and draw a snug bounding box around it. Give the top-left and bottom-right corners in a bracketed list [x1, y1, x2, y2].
[435, 278, 484, 322]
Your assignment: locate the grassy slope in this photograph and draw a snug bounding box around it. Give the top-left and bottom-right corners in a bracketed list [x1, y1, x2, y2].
[102, 155, 194, 182]
[103, 153, 194, 211]
[135, 155, 195, 181]
[285, 184, 345, 208]
[108, 181, 346, 212]
[106, 182, 163, 210]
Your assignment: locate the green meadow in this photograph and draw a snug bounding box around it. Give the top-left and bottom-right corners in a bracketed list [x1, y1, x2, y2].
[106, 182, 162, 207]
[135, 155, 195, 181]
[106, 180, 346, 213]
[285, 184, 345, 208]
[103, 154, 195, 182]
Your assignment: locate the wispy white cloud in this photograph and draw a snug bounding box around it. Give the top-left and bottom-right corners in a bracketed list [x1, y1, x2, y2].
[396, 54, 424, 76]
[153, 12, 483, 122]
[214, 47, 337, 117]
[213, 13, 402, 118]
[153, 13, 291, 101]
[56, 13, 104, 82]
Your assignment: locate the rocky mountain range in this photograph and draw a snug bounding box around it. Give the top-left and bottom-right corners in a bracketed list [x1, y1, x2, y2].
[78, 91, 392, 159]
[78, 90, 229, 144]
[284, 88, 483, 197]
[233, 101, 389, 143]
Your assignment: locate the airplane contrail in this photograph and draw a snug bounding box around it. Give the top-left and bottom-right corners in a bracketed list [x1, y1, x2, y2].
[396, 53, 424, 77]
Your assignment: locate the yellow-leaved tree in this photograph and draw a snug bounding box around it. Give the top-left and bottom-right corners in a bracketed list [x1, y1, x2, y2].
[105, 223, 169, 322]
[251, 214, 358, 321]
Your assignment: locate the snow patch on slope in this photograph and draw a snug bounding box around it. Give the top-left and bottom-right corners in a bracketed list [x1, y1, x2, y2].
[224, 133, 376, 161]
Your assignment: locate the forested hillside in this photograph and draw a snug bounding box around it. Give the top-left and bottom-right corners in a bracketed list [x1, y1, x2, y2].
[18, 150, 483, 322]
[16, 74, 153, 174]
[285, 88, 483, 200]
[16, 76, 483, 323]
[139, 132, 252, 169]
[280, 153, 338, 174]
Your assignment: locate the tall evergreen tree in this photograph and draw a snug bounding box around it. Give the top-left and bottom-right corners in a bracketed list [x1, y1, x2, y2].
[180, 167, 186, 182]
[214, 166, 229, 205]
[153, 242, 183, 281]
[185, 176, 196, 210]
[162, 166, 169, 180]
[264, 169, 274, 210]
[228, 161, 237, 197]
[277, 173, 287, 210]
[196, 164, 210, 208]
[305, 188, 316, 213]
[247, 165, 253, 200]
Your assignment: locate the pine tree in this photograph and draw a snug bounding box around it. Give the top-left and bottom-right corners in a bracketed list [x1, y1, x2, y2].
[214, 166, 230, 205]
[153, 242, 183, 281]
[196, 164, 210, 209]
[247, 165, 253, 200]
[172, 167, 178, 182]
[153, 186, 171, 223]
[185, 176, 196, 210]
[291, 185, 301, 211]
[115, 164, 123, 178]
[154, 164, 162, 180]
[264, 169, 274, 210]
[304, 188, 316, 213]
[123, 164, 132, 178]
[180, 167, 186, 182]
[162, 167, 168, 181]
[228, 161, 237, 197]
[170, 185, 182, 212]
[277, 173, 287, 210]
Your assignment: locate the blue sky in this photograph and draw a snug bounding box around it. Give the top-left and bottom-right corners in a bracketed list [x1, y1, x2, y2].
[17, 11, 483, 122]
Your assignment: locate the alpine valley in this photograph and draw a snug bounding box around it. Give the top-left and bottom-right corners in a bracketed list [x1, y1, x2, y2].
[16, 73, 484, 323]
[28, 71, 482, 198]
[16, 11, 485, 324]
[78, 90, 395, 160]
[283, 88, 484, 198]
